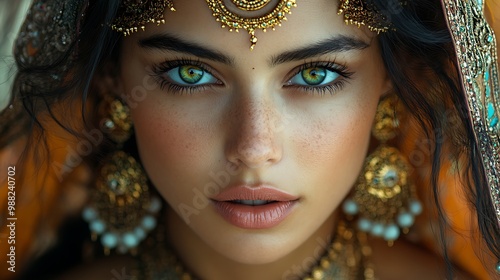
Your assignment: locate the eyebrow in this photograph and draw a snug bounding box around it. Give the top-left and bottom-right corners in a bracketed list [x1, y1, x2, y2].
[138, 33, 369, 67]
[270, 35, 369, 66]
[139, 33, 234, 65]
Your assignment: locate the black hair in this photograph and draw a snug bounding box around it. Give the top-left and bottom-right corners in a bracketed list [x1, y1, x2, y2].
[1, 0, 499, 278]
[374, 0, 500, 276]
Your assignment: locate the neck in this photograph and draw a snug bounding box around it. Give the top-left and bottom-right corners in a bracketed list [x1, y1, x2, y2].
[166, 207, 337, 280]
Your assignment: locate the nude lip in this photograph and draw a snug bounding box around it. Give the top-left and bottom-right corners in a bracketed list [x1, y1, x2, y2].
[211, 184, 299, 229]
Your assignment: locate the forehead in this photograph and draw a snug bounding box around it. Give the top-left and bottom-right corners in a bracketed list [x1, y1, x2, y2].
[124, 0, 374, 58]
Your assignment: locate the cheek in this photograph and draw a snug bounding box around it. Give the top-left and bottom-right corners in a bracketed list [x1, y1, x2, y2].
[293, 101, 376, 175]
[290, 95, 378, 209]
[127, 94, 216, 209]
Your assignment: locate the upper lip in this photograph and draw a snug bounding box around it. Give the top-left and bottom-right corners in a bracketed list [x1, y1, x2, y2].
[211, 184, 299, 202]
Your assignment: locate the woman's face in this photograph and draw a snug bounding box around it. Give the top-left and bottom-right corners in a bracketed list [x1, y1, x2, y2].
[119, 0, 389, 265]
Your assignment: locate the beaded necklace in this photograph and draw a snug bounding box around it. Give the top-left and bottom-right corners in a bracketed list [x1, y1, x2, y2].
[134, 220, 375, 280]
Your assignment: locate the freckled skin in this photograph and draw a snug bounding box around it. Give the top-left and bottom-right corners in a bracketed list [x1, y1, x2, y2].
[117, 0, 390, 278]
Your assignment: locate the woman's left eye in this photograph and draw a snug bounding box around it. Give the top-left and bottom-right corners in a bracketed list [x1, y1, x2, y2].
[164, 65, 218, 86]
[288, 67, 340, 86]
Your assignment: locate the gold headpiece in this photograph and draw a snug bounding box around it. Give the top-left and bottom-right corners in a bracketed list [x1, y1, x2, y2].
[337, 0, 397, 34]
[112, 0, 297, 49]
[111, 0, 176, 36]
[206, 0, 297, 49]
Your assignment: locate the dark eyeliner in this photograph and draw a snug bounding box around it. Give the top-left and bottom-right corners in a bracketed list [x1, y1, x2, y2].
[285, 61, 353, 96]
[150, 58, 222, 94]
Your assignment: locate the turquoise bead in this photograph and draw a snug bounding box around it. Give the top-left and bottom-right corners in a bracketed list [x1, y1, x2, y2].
[135, 227, 146, 240]
[358, 218, 372, 232]
[149, 196, 162, 213]
[409, 200, 423, 215]
[122, 232, 139, 248]
[371, 223, 384, 237]
[82, 207, 97, 222]
[342, 199, 359, 215]
[488, 103, 495, 118]
[384, 224, 400, 241]
[397, 212, 415, 228]
[101, 232, 119, 249]
[495, 261, 500, 273]
[491, 117, 499, 128]
[142, 215, 157, 230]
[90, 219, 106, 234]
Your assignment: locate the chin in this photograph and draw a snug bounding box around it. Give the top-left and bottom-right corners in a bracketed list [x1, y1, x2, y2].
[207, 232, 302, 265]
[188, 210, 318, 265]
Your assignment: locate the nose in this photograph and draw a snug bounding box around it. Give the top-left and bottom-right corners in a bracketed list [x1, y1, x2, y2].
[225, 92, 283, 169]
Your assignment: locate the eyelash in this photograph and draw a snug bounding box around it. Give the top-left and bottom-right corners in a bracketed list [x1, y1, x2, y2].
[150, 59, 353, 96]
[285, 61, 353, 96]
[151, 58, 221, 94]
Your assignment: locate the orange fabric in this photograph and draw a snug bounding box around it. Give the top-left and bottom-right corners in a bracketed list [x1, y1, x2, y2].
[407, 2, 499, 279]
[0, 108, 89, 280]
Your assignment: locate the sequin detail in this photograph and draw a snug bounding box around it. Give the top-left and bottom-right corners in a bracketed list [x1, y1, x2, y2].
[14, 0, 87, 92]
[444, 0, 500, 226]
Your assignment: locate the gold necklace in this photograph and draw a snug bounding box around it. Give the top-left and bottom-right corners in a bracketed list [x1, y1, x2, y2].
[134, 220, 375, 280]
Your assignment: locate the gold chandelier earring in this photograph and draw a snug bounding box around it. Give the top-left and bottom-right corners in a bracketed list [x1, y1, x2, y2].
[342, 95, 422, 245]
[82, 95, 162, 255]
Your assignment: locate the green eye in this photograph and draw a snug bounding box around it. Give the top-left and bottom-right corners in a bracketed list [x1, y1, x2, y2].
[288, 66, 340, 87]
[301, 67, 327, 85]
[179, 65, 204, 84]
[163, 64, 218, 86]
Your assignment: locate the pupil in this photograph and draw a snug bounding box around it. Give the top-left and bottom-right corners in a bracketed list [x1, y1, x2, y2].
[302, 67, 326, 85]
[179, 65, 203, 83]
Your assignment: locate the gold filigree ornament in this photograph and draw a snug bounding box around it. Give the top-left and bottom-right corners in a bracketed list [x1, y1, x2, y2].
[443, 0, 500, 247]
[205, 0, 297, 49]
[337, 0, 401, 34]
[112, 0, 176, 36]
[444, 0, 500, 272]
[112, 0, 297, 49]
[342, 96, 423, 246]
[83, 97, 163, 255]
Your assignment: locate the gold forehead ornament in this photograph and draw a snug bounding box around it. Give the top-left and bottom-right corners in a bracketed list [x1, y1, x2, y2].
[337, 0, 395, 34]
[112, 0, 393, 49]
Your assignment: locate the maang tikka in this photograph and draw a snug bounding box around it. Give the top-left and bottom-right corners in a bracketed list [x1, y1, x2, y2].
[342, 95, 423, 245]
[112, 0, 298, 49]
[82, 95, 162, 255]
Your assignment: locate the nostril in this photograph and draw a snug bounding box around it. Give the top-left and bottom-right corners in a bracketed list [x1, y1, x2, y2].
[235, 141, 279, 168]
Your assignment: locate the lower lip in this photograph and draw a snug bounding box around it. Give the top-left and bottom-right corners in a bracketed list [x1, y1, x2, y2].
[212, 200, 297, 229]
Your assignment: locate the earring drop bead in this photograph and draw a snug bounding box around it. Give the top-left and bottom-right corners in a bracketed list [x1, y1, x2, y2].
[409, 200, 423, 215]
[82, 207, 97, 221]
[102, 232, 119, 249]
[342, 199, 359, 215]
[371, 223, 384, 237]
[149, 196, 162, 213]
[123, 232, 139, 248]
[90, 219, 106, 234]
[358, 218, 372, 232]
[383, 224, 400, 241]
[142, 215, 157, 230]
[134, 227, 146, 240]
[397, 212, 415, 228]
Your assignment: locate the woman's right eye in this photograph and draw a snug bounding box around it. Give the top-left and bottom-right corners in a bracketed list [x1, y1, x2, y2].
[288, 67, 341, 86]
[163, 65, 219, 86]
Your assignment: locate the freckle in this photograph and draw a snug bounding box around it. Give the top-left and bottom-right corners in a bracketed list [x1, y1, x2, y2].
[252, 67, 255, 70]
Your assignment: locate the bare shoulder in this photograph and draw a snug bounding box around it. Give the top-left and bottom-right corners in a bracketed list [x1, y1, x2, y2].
[57, 255, 137, 280]
[369, 238, 475, 280]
